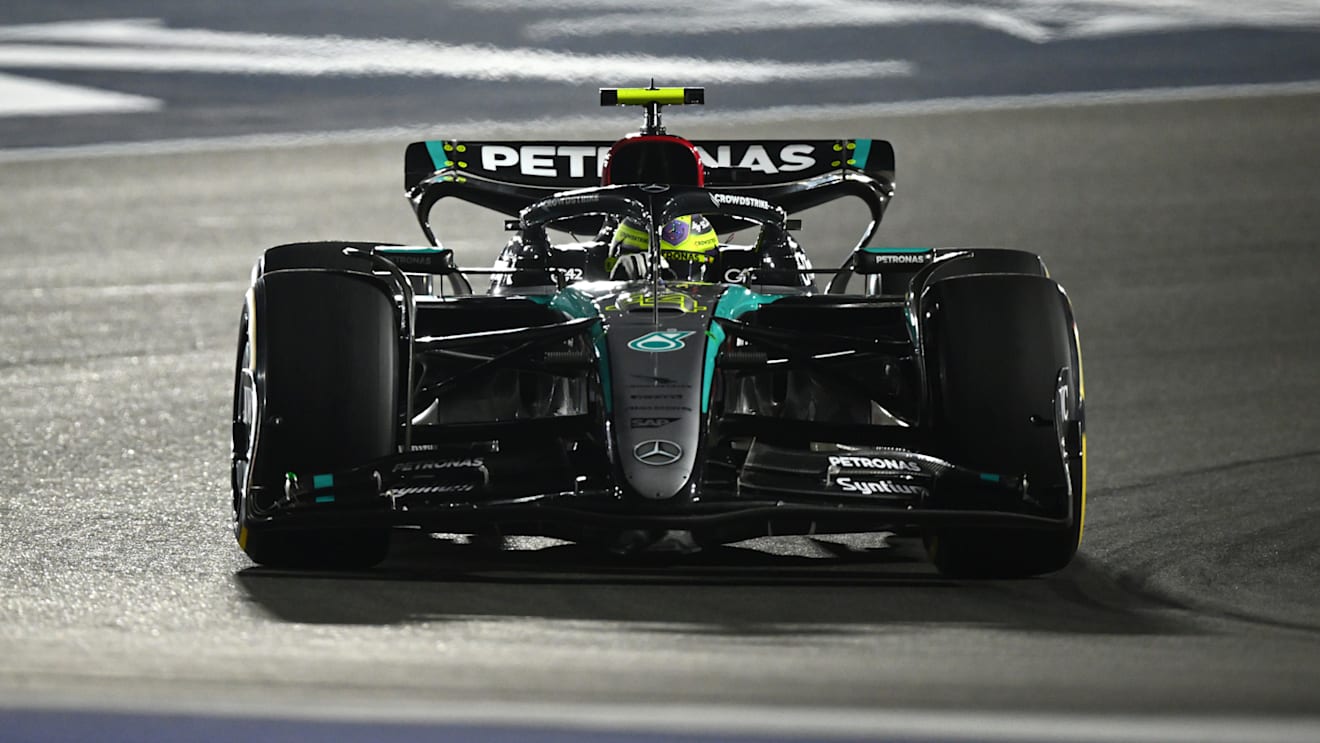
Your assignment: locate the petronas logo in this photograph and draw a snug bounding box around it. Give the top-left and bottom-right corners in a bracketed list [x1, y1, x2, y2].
[627, 331, 694, 352]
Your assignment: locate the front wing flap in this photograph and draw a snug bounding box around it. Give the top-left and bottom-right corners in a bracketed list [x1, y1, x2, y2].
[738, 443, 1027, 507]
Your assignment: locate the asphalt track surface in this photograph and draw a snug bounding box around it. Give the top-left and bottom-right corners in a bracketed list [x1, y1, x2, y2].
[2, 91, 1320, 741]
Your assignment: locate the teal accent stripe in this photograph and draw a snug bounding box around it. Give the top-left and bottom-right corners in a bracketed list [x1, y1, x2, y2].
[852, 139, 872, 170]
[425, 141, 449, 170]
[312, 473, 334, 489]
[703, 286, 784, 413]
[703, 325, 725, 414]
[547, 288, 611, 413]
[980, 473, 1001, 483]
[547, 286, 600, 319]
[314, 495, 336, 504]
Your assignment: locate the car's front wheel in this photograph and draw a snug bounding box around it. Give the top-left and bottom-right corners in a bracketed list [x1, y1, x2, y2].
[919, 273, 1085, 578]
[232, 269, 399, 569]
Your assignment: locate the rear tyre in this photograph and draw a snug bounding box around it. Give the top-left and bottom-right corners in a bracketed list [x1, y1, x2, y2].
[232, 269, 399, 569]
[920, 274, 1084, 578]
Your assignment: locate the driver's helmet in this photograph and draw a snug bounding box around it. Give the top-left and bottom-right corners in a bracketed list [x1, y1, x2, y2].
[609, 214, 719, 280]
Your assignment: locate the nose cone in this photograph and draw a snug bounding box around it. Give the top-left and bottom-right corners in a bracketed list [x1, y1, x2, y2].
[601, 287, 724, 502]
[608, 327, 705, 500]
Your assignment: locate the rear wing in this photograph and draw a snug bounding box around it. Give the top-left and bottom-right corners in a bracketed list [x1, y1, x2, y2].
[405, 138, 892, 191]
[405, 138, 895, 247]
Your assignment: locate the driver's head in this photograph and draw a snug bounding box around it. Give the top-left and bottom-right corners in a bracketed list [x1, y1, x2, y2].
[610, 214, 718, 280]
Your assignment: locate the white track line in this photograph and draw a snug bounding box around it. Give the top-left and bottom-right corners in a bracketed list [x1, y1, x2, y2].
[1, 79, 1318, 164]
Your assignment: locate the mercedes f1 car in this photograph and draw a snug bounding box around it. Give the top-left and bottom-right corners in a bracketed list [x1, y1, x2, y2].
[230, 86, 1086, 577]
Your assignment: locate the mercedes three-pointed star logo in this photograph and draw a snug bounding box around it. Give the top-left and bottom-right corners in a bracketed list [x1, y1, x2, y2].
[633, 439, 683, 466]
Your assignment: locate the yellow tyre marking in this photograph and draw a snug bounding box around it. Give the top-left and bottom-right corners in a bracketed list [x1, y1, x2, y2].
[1075, 320, 1086, 544]
[1079, 431, 1087, 543]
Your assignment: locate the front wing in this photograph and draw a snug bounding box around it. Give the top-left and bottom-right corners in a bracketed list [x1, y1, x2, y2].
[250, 440, 1074, 542]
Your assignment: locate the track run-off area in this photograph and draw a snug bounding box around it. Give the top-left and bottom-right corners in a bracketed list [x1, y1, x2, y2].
[2, 86, 1320, 741]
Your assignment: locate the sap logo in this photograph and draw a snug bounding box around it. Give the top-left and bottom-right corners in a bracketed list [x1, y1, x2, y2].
[836, 477, 927, 497]
[631, 417, 680, 428]
[695, 144, 816, 174]
[827, 456, 922, 472]
[480, 145, 612, 178]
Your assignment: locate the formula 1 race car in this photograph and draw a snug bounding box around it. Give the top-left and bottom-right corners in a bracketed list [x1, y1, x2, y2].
[230, 86, 1086, 577]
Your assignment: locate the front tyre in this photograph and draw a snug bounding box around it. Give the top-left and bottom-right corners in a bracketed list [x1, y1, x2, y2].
[920, 274, 1085, 578]
[232, 269, 399, 569]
